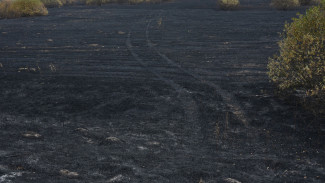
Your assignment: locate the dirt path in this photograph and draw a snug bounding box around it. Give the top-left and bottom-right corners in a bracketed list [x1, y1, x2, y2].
[0, 1, 324, 182]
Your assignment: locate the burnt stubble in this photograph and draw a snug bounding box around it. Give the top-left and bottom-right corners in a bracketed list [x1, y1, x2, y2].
[0, 0, 324, 182]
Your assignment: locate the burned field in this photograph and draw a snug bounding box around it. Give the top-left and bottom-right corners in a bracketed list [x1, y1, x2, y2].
[0, 0, 324, 182]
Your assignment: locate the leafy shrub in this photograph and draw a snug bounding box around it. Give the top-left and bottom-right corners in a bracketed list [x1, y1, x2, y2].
[0, 0, 48, 18]
[268, 1, 325, 99]
[218, 0, 240, 10]
[271, 0, 300, 10]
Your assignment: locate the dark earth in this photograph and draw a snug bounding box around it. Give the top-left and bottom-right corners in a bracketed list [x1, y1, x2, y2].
[0, 0, 324, 182]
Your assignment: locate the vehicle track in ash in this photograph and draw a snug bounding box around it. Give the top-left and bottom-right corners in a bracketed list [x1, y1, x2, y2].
[126, 16, 224, 182]
[126, 10, 250, 165]
[145, 14, 248, 126]
[124, 5, 325, 182]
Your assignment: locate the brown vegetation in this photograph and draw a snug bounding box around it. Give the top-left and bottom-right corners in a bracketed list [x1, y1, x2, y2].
[0, 0, 48, 18]
[218, 0, 240, 10]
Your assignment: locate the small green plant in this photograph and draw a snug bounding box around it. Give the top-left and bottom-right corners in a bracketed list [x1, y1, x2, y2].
[268, 1, 325, 99]
[0, 0, 48, 18]
[271, 0, 300, 10]
[218, 0, 240, 10]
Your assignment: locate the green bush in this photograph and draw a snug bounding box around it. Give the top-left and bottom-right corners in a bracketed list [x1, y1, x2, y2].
[0, 0, 48, 18]
[271, 0, 300, 10]
[218, 0, 240, 10]
[268, 1, 325, 99]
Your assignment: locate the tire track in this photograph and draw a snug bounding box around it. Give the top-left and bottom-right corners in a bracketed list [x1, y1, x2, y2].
[127, 31, 199, 128]
[130, 26, 213, 129]
[126, 29, 218, 179]
[127, 32, 182, 92]
[145, 17, 249, 126]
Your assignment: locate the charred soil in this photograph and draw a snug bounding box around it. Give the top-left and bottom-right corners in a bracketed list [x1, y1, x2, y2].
[0, 0, 324, 182]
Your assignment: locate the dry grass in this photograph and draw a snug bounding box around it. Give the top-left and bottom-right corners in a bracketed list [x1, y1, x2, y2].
[0, 0, 12, 17]
[271, 0, 300, 10]
[0, 0, 48, 18]
[218, 0, 240, 10]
